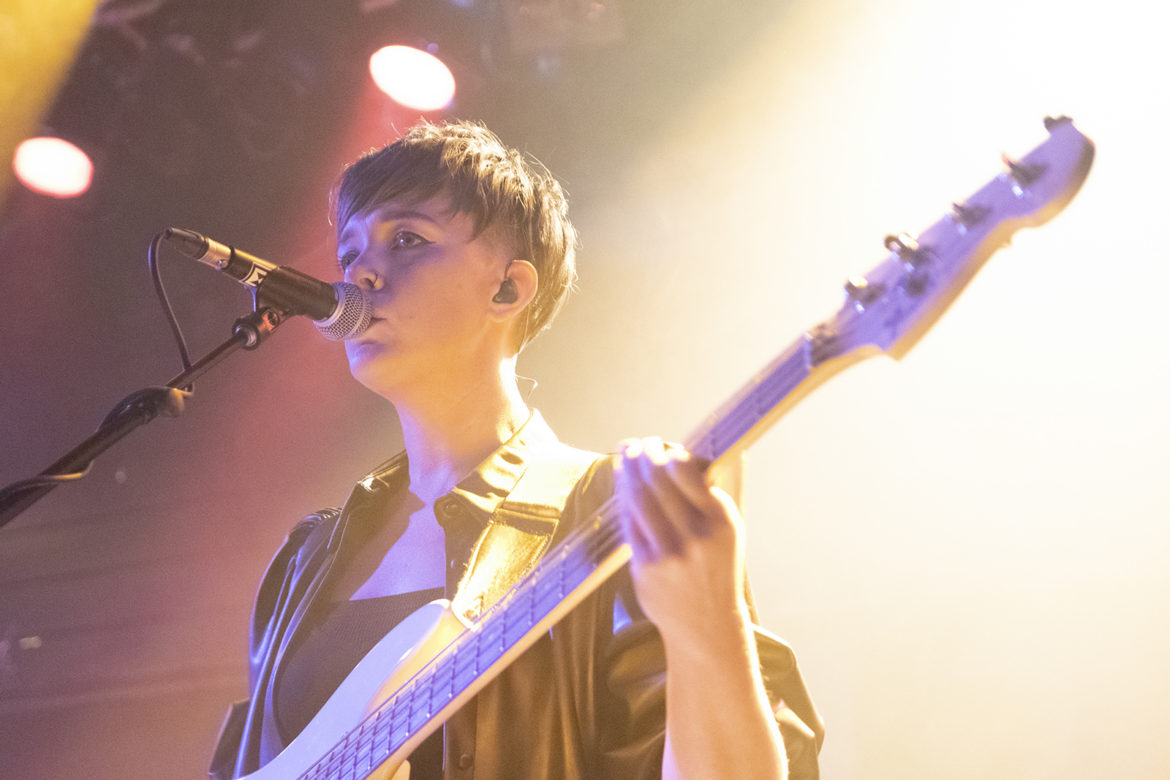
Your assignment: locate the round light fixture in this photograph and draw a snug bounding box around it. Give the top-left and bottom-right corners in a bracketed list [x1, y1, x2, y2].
[13, 136, 94, 198]
[369, 45, 456, 112]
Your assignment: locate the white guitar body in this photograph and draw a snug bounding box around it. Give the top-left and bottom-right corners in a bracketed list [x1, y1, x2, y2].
[242, 600, 465, 780]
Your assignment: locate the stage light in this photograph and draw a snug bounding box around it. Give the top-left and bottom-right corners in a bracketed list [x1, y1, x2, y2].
[12, 136, 94, 198]
[368, 45, 456, 111]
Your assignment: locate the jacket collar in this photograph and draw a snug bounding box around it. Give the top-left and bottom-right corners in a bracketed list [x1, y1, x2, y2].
[352, 409, 559, 530]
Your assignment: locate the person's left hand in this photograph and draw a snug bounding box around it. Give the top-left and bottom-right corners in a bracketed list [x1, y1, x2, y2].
[613, 437, 750, 647]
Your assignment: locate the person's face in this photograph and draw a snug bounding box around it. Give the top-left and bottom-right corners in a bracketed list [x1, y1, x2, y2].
[336, 194, 511, 397]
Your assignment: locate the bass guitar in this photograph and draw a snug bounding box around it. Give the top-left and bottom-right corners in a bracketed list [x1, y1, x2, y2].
[245, 116, 1095, 780]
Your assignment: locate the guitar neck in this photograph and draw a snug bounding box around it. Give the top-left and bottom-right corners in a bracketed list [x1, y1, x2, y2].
[685, 330, 877, 466]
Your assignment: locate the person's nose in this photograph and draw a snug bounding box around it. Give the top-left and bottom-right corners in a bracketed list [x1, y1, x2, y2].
[345, 251, 383, 293]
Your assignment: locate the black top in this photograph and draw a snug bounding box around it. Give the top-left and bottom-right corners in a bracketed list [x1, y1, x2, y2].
[275, 588, 446, 777]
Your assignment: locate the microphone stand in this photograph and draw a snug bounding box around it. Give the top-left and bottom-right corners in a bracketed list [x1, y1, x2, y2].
[0, 307, 286, 529]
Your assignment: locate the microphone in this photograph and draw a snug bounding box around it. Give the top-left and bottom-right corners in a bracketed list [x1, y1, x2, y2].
[163, 227, 371, 341]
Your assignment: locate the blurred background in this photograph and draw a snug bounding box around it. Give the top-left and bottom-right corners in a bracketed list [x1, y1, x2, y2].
[1, 0, 1167, 777]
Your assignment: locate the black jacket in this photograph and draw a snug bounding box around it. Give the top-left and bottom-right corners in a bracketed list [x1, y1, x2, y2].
[210, 413, 822, 778]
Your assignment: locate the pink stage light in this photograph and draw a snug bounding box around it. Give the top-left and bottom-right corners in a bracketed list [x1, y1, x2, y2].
[13, 136, 94, 198]
[369, 45, 456, 111]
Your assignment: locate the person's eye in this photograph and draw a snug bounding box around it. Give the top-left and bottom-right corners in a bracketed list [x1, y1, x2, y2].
[391, 231, 429, 250]
[337, 250, 358, 271]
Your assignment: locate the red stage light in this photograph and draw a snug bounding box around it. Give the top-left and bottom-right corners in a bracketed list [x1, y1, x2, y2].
[13, 136, 94, 198]
[368, 45, 456, 111]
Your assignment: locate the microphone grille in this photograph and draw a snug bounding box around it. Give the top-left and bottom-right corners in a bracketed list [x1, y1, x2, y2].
[315, 282, 372, 341]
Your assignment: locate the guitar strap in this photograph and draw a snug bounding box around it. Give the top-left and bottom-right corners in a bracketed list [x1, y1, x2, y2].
[450, 441, 602, 624]
[442, 440, 602, 778]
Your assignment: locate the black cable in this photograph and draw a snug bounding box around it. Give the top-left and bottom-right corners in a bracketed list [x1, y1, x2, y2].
[147, 231, 194, 390]
[0, 468, 90, 498]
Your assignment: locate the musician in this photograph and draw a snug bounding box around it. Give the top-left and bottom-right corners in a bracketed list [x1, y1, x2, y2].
[210, 120, 822, 779]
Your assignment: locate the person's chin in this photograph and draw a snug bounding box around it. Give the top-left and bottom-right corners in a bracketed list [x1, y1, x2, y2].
[345, 331, 391, 357]
[345, 342, 383, 377]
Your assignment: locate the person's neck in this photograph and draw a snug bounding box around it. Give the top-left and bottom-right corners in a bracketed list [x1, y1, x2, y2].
[394, 359, 531, 504]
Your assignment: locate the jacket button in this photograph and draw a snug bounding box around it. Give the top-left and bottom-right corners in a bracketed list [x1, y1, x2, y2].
[457, 752, 473, 769]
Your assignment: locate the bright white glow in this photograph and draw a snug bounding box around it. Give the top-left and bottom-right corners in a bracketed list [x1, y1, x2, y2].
[368, 45, 456, 111]
[13, 136, 93, 198]
[539, 1, 1170, 778]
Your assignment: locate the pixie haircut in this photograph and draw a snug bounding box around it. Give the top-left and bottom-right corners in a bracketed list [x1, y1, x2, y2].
[334, 120, 578, 348]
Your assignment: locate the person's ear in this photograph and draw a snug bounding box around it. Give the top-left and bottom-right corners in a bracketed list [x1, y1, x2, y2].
[489, 259, 537, 315]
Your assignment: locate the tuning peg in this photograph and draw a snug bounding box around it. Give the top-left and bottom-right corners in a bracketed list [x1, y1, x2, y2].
[844, 276, 885, 310]
[1002, 153, 1043, 187]
[949, 202, 987, 230]
[884, 232, 928, 268]
[884, 232, 918, 252]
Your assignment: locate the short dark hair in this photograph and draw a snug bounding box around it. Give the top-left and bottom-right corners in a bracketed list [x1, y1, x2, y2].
[334, 120, 578, 347]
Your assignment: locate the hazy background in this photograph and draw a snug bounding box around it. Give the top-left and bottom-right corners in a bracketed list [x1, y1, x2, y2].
[1, 0, 1167, 777]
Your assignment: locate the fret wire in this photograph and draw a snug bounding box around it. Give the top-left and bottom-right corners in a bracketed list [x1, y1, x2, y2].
[349, 738, 362, 778]
[389, 677, 418, 728]
[450, 642, 481, 681]
[389, 720, 411, 755]
[349, 739, 364, 777]
[332, 743, 348, 776]
[472, 615, 483, 677]
[409, 704, 434, 734]
[378, 720, 393, 762]
[504, 611, 531, 645]
[319, 728, 351, 780]
[558, 539, 567, 598]
[336, 753, 352, 780]
[427, 665, 453, 712]
[371, 708, 390, 754]
[355, 721, 377, 772]
[454, 659, 478, 691]
[418, 661, 441, 715]
[406, 673, 428, 724]
[387, 684, 412, 731]
[449, 642, 459, 695]
[385, 707, 408, 746]
[335, 741, 356, 780]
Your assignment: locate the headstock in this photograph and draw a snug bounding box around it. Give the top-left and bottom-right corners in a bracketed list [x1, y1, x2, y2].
[813, 116, 1094, 364]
